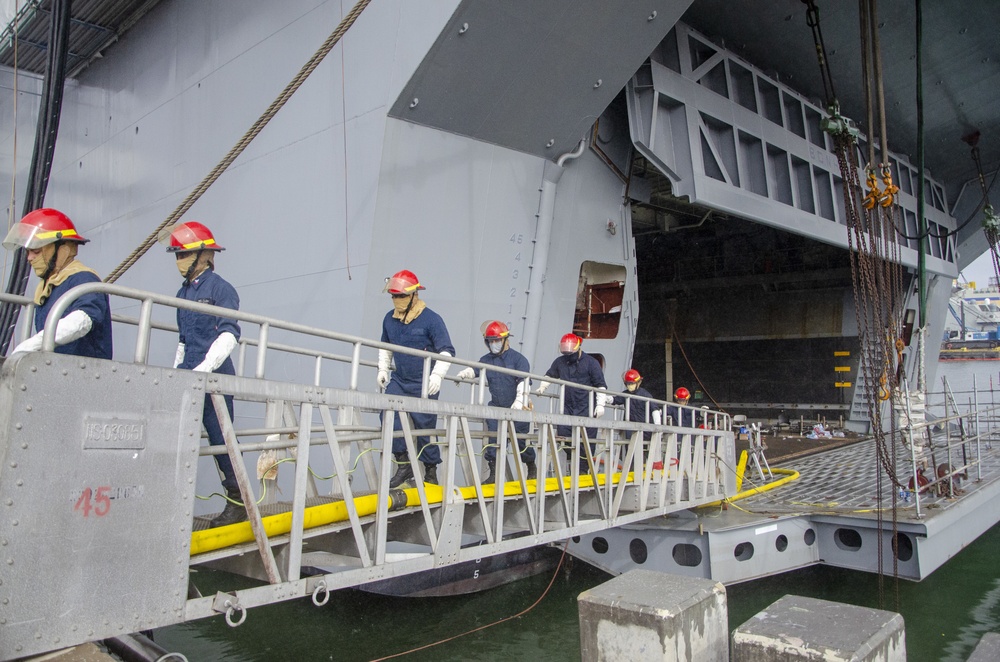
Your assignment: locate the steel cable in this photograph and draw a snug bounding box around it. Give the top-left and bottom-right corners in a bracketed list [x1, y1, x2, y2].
[104, 0, 373, 283]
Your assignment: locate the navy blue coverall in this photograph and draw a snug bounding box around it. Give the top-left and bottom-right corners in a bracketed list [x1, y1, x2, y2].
[176, 269, 241, 492]
[544, 351, 607, 440]
[471, 347, 534, 463]
[381, 308, 455, 465]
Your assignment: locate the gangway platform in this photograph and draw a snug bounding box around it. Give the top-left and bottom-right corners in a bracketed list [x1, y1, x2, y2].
[570, 403, 1000, 585]
[0, 284, 735, 660]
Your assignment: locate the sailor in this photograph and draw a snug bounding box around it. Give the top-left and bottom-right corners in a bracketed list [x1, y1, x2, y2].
[3, 208, 112, 359]
[377, 269, 455, 488]
[455, 321, 535, 482]
[535, 333, 608, 469]
[669, 386, 695, 427]
[613, 369, 662, 434]
[160, 221, 245, 528]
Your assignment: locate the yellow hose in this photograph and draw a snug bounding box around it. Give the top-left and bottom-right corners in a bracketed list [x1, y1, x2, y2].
[699, 466, 799, 509]
[191, 472, 623, 556]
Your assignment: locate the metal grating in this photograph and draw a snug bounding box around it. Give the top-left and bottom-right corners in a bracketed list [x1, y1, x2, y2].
[0, 0, 161, 78]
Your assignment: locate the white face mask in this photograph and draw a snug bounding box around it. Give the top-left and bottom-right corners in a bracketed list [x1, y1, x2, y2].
[488, 340, 504, 354]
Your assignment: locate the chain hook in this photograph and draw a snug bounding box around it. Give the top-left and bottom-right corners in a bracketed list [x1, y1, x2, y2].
[863, 168, 882, 210]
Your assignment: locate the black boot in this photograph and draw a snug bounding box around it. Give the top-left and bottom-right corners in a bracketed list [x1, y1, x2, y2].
[423, 464, 438, 485]
[389, 454, 414, 488]
[526, 461, 537, 481]
[210, 488, 248, 528]
[483, 459, 496, 484]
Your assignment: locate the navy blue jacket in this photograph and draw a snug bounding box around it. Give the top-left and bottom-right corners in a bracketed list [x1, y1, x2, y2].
[544, 352, 607, 417]
[473, 348, 530, 407]
[35, 271, 112, 359]
[613, 386, 655, 423]
[381, 308, 455, 389]
[176, 269, 241, 373]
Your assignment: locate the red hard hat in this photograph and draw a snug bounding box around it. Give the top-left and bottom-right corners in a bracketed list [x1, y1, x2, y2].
[623, 369, 642, 384]
[159, 221, 224, 252]
[559, 333, 582, 354]
[385, 269, 425, 294]
[483, 321, 511, 340]
[675, 387, 690, 399]
[3, 208, 88, 250]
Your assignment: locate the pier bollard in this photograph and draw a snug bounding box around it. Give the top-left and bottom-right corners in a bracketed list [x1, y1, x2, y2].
[967, 632, 1000, 661]
[731, 595, 905, 661]
[578, 569, 728, 661]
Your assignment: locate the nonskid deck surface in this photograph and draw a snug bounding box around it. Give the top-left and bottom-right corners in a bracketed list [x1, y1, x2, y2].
[733, 435, 999, 521]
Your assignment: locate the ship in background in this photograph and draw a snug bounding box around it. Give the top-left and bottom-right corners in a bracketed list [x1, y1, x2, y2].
[0, 0, 997, 454]
[941, 279, 1000, 359]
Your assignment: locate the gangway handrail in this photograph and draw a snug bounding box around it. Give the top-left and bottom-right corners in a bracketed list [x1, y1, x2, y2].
[40, 281, 726, 424]
[0, 285, 738, 658]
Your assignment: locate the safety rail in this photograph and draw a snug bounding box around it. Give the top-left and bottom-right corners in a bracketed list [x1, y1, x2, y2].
[900, 381, 998, 518]
[0, 282, 736, 660]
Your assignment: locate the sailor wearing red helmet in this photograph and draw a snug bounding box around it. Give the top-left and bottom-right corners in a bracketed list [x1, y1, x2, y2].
[159, 221, 244, 527]
[669, 386, 695, 427]
[535, 333, 608, 469]
[612, 369, 662, 433]
[377, 269, 455, 488]
[3, 208, 112, 359]
[455, 320, 535, 483]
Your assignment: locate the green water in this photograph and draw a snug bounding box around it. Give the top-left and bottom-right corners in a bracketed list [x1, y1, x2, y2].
[155, 522, 1000, 661]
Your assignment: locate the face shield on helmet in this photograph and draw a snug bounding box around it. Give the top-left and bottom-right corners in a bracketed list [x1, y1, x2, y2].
[3, 208, 88, 251]
[482, 320, 510, 355]
[559, 333, 582, 355]
[384, 269, 425, 296]
[623, 369, 642, 392]
[157, 221, 225, 253]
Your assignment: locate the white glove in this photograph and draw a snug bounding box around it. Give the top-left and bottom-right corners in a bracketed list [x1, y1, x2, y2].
[12, 309, 93, 354]
[193, 332, 237, 373]
[652, 409, 662, 426]
[456, 367, 476, 380]
[510, 380, 527, 410]
[535, 381, 550, 395]
[173, 343, 186, 369]
[377, 349, 392, 389]
[594, 405, 605, 418]
[12, 332, 43, 354]
[427, 352, 451, 396]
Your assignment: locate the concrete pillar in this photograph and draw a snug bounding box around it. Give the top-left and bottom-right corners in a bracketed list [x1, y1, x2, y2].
[578, 569, 728, 661]
[731, 595, 906, 661]
[967, 632, 1000, 661]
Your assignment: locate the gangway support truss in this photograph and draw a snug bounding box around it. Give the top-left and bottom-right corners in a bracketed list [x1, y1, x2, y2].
[0, 284, 736, 659]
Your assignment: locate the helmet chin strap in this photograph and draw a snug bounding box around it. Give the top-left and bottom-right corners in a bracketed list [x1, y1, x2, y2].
[183, 250, 209, 282]
[40, 242, 64, 282]
[402, 292, 416, 318]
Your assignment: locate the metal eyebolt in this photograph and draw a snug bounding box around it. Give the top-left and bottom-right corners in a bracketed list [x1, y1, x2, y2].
[311, 580, 330, 606]
[224, 599, 247, 627]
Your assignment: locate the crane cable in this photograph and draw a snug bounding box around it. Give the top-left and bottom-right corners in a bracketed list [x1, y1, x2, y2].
[963, 132, 1000, 286]
[104, 0, 372, 283]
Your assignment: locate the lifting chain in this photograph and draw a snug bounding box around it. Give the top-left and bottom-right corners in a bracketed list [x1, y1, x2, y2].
[815, 0, 906, 608]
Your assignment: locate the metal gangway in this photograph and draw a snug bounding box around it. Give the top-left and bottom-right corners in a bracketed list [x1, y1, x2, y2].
[0, 284, 735, 660]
